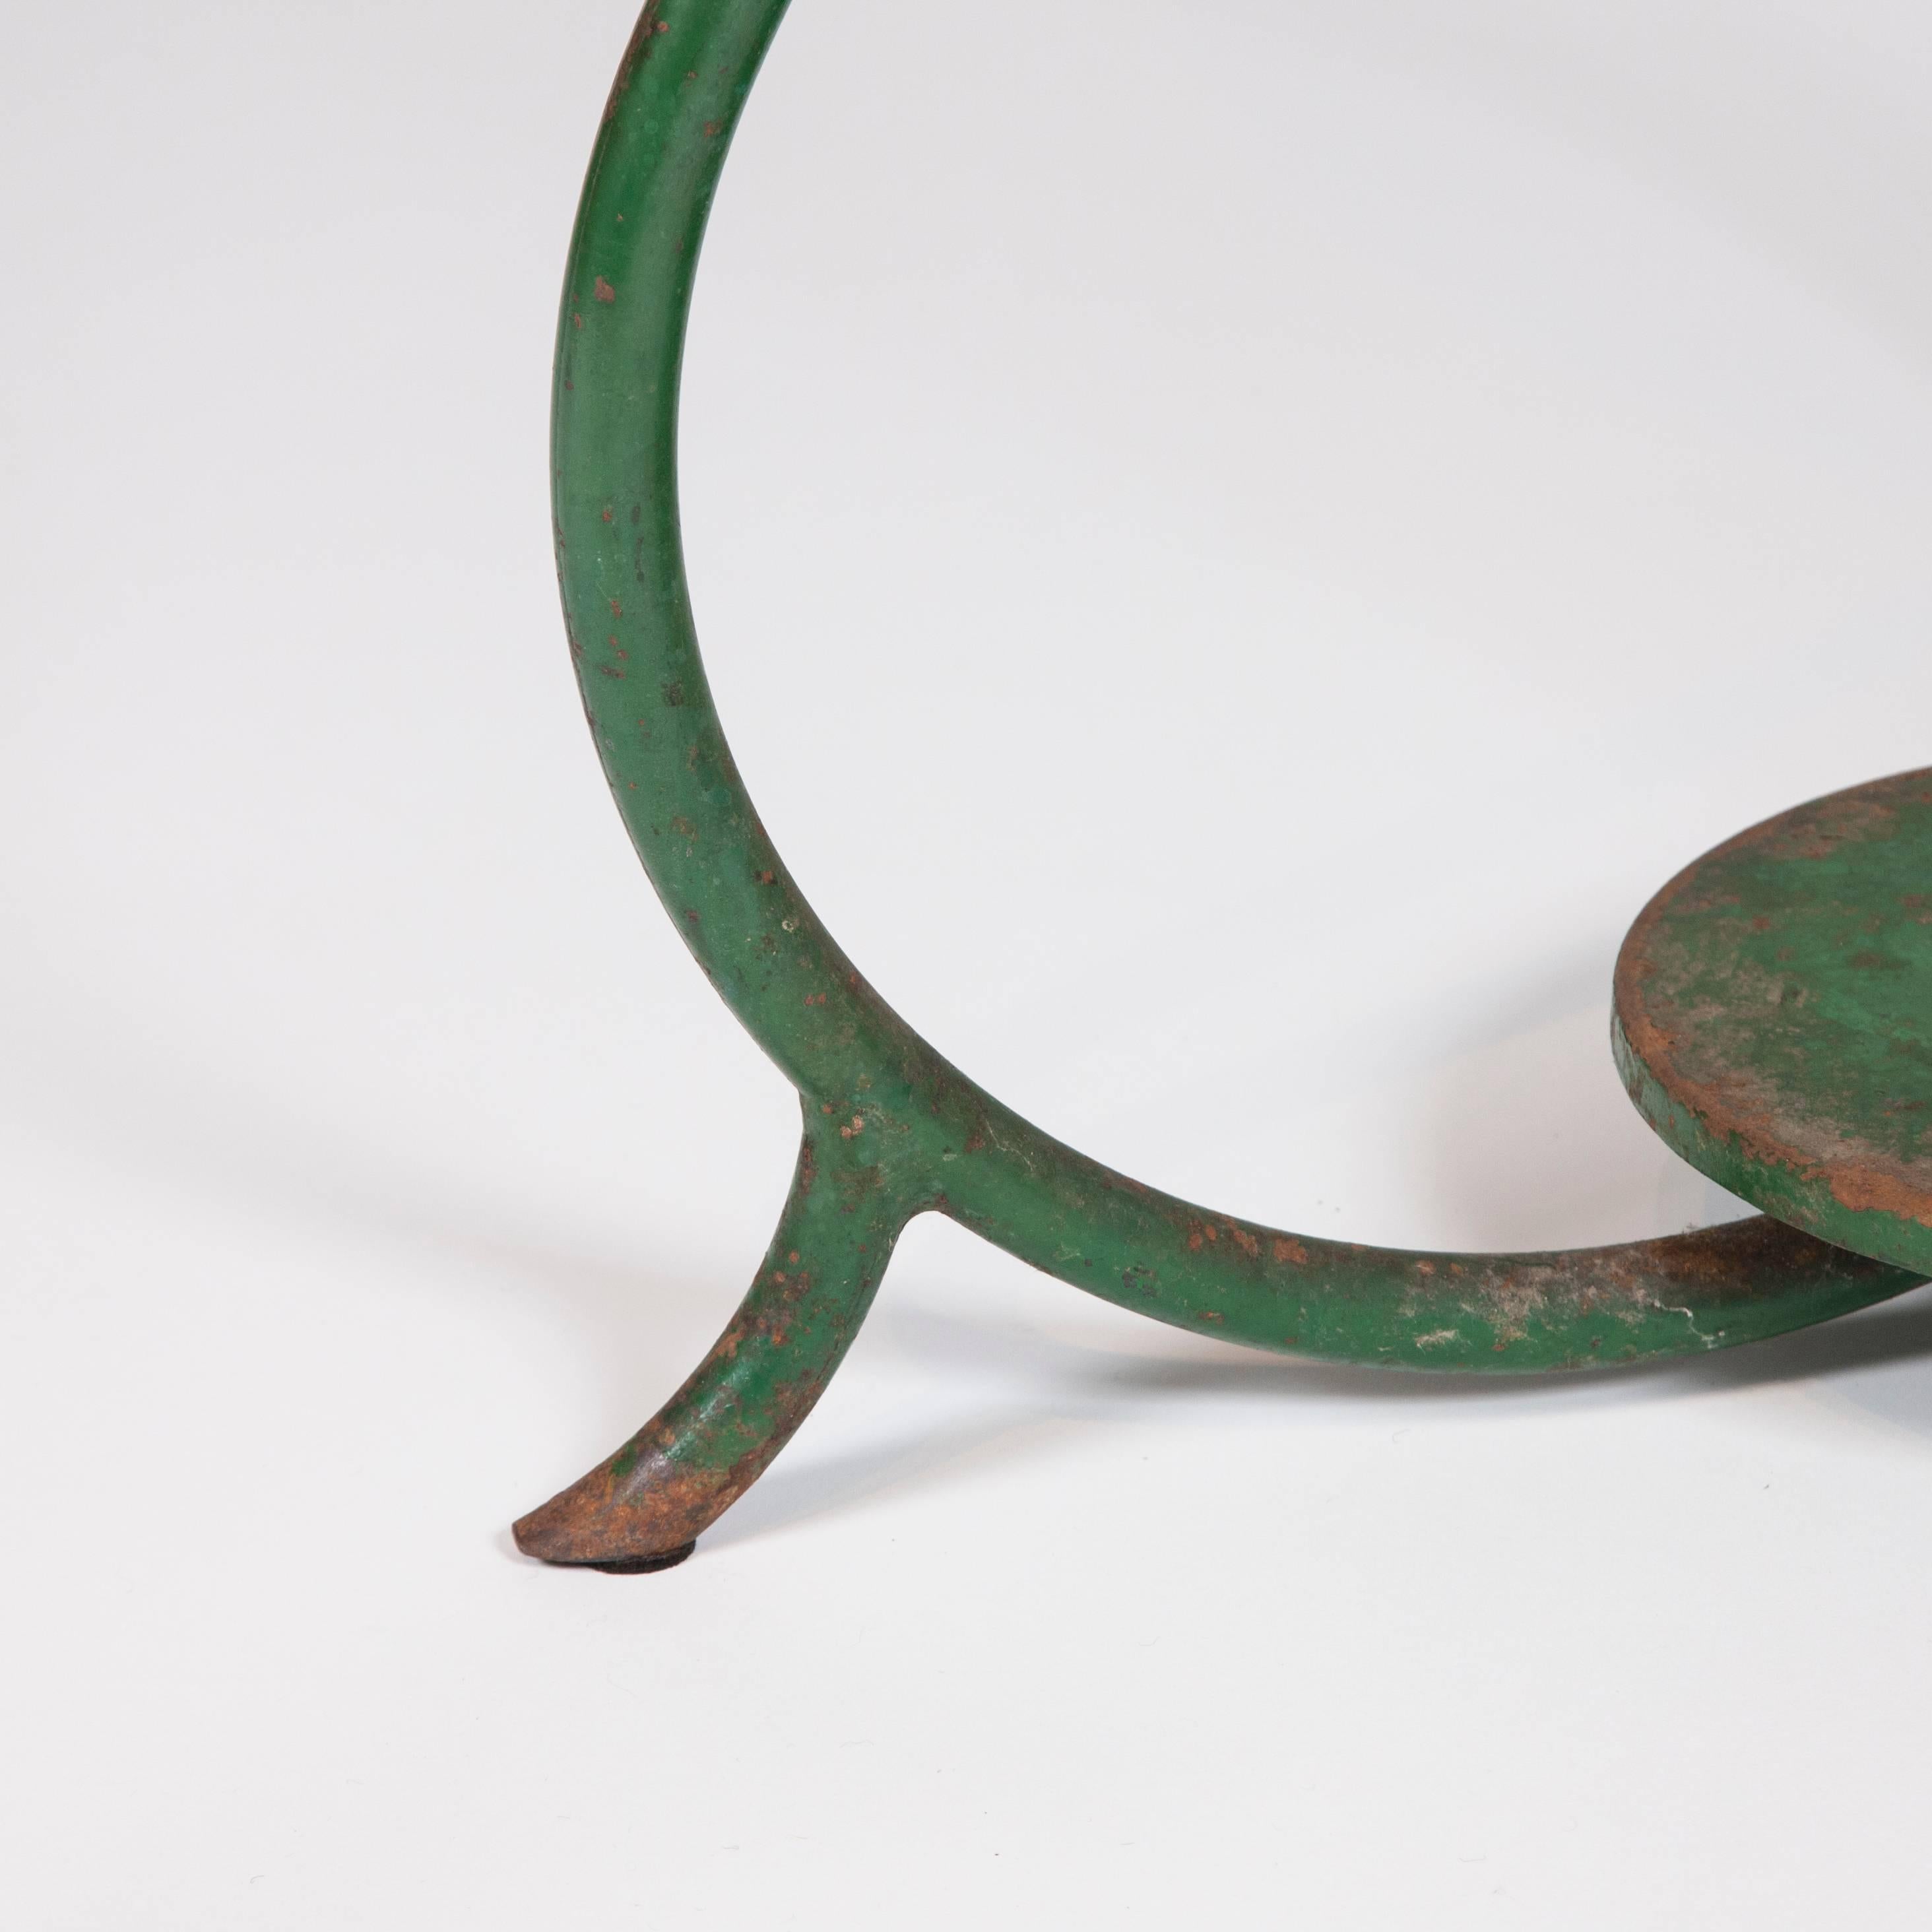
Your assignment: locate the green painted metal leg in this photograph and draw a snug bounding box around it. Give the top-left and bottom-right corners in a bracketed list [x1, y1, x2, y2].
[513, 1112, 915, 1570]
[515, 0, 1927, 1571]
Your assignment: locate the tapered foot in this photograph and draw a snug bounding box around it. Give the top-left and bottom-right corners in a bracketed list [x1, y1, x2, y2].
[513, 1119, 915, 1568]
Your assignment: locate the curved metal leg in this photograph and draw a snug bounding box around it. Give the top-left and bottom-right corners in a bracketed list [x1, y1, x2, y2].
[513, 1112, 917, 1570]
[518, 1, 1928, 1570]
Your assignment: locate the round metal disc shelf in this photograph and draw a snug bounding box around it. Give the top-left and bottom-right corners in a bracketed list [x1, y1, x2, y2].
[1616, 769, 1932, 1279]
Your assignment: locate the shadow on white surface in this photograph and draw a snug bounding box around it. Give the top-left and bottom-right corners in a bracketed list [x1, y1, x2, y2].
[15, 969, 1930, 1568]
[707, 1268, 1932, 1553]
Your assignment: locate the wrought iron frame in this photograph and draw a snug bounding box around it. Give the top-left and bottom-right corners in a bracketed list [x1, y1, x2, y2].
[513, 0, 1919, 1571]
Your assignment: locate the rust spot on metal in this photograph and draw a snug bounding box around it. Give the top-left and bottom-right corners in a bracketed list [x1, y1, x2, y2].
[601, 1, 667, 125]
[1829, 1166, 1932, 1222]
[1387, 1215, 1879, 1353]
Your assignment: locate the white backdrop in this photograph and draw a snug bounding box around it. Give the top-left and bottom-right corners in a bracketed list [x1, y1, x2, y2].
[6, 1, 1932, 1924]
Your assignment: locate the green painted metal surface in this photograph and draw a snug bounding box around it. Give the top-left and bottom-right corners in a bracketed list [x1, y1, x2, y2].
[513, 0, 1923, 1569]
[1615, 769, 1932, 1277]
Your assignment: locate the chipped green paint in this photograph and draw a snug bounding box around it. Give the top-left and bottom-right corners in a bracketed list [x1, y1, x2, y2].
[1616, 769, 1932, 1277]
[512, 0, 1921, 1570]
